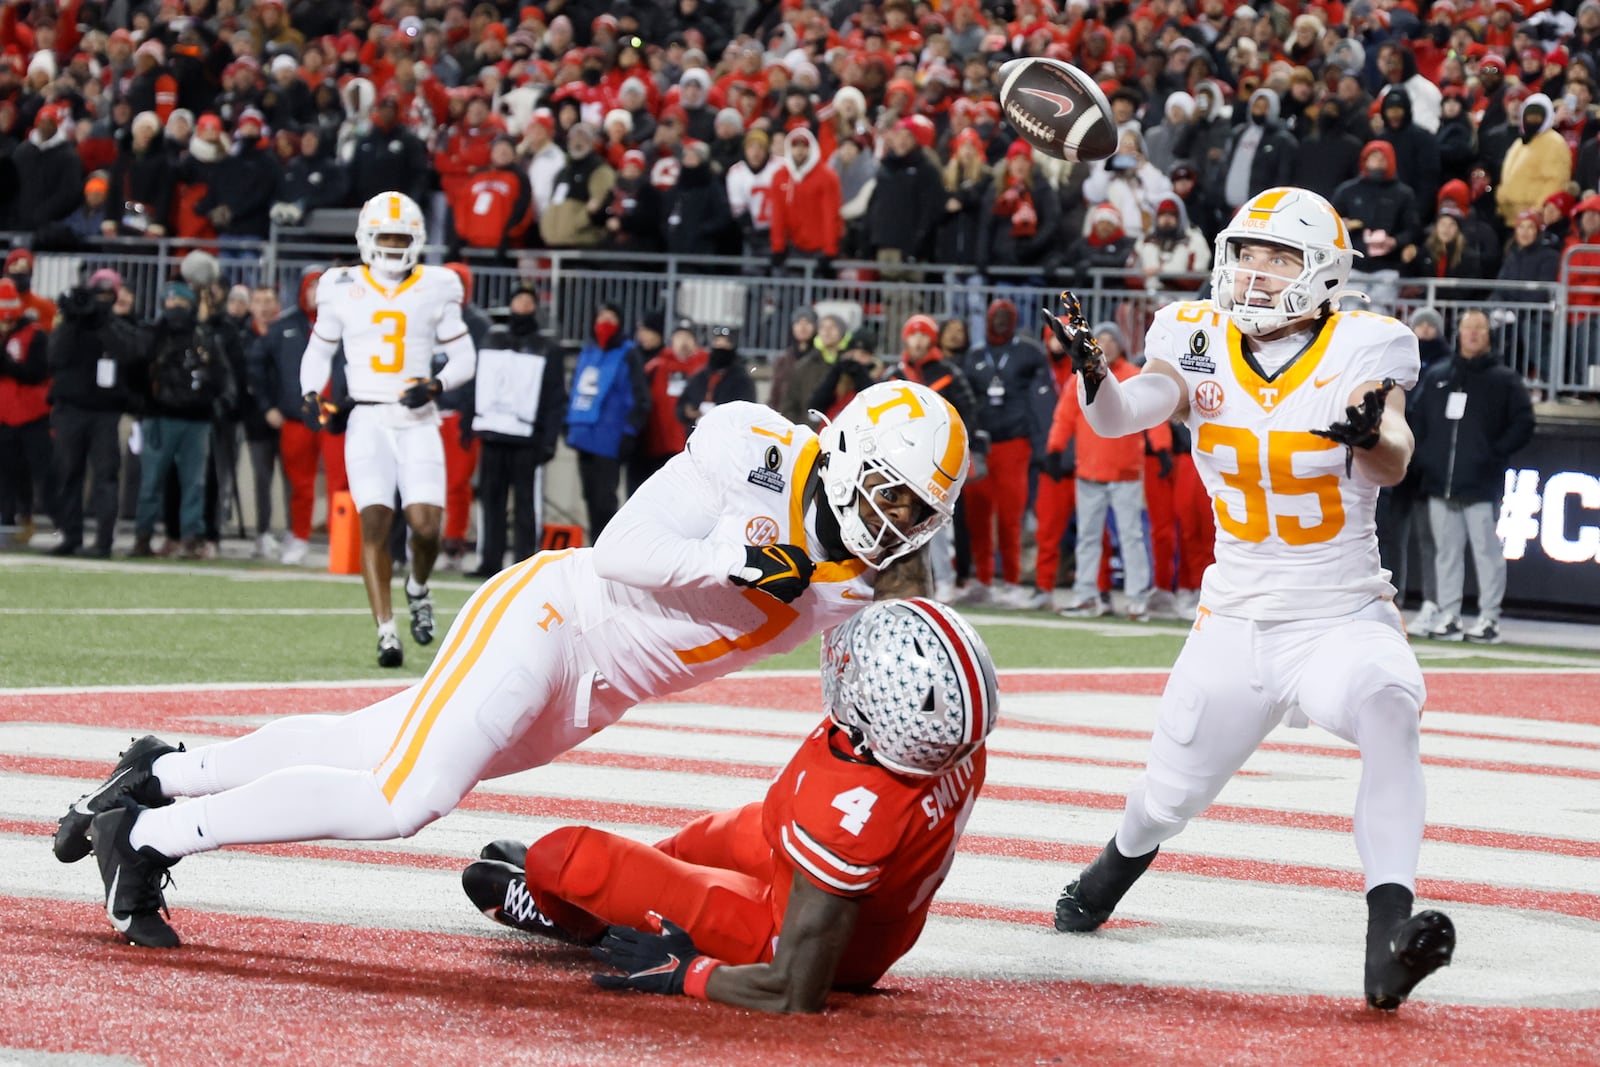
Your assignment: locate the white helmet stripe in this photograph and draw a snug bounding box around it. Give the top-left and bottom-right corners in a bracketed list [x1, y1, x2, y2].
[904, 597, 988, 747]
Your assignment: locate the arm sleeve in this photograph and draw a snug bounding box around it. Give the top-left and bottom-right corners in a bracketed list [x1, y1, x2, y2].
[434, 329, 476, 390]
[1078, 368, 1185, 438]
[298, 329, 341, 395]
[589, 444, 749, 591]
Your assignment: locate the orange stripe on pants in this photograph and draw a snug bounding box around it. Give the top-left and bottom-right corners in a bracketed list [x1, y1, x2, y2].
[525, 805, 778, 965]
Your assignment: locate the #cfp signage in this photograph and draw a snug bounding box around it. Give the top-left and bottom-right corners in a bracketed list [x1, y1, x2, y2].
[1500, 468, 1600, 574]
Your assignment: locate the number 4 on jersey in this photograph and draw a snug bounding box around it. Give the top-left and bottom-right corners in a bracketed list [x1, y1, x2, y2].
[832, 786, 878, 836]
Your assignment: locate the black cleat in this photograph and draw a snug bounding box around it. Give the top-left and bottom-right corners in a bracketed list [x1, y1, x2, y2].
[407, 588, 435, 646]
[1054, 838, 1160, 932]
[479, 839, 529, 867]
[462, 859, 582, 942]
[91, 799, 180, 948]
[1366, 910, 1456, 1011]
[377, 631, 404, 668]
[55, 735, 182, 864]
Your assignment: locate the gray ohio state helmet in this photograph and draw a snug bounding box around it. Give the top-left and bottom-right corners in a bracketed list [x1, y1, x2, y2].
[822, 599, 999, 777]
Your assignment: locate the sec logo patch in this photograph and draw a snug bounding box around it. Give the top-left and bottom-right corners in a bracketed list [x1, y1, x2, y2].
[745, 516, 780, 546]
[1194, 380, 1225, 418]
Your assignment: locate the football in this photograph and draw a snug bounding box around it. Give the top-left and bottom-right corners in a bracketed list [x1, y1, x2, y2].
[997, 57, 1118, 163]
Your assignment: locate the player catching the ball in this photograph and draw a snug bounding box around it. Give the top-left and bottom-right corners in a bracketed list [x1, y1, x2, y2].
[462, 598, 995, 1013]
[1047, 187, 1455, 1011]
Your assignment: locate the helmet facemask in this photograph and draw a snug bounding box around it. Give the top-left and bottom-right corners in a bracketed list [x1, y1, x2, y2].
[1211, 188, 1359, 337]
[824, 458, 944, 570]
[1212, 238, 1343, 335]
[360, 228, 421, 278]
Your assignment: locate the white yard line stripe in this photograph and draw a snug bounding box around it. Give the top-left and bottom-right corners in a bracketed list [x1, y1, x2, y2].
[0, 608, 391, 616]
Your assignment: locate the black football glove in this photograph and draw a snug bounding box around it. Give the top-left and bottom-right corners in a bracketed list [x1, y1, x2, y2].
[1042, 290, 1108, 403]
[299, 390, 338, 432]
[590, 916, 711, 996]
[399, 376, 444, 409]
[730, 543, 815, 604]
[1313, 378, 1396, 476]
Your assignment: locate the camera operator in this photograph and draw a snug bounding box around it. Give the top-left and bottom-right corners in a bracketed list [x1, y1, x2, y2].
[47, 270, 134, 558]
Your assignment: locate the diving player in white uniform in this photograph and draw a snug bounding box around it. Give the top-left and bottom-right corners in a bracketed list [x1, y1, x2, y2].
[59, 382, 971, 951]
[299, 191, 477, 668]
[1046, 188, 1455, 1011]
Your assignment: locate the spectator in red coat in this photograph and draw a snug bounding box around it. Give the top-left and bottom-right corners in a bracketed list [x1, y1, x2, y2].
[449, 137, 533, 259]
[629, 313, 706, 492]
[768, 127, 842, 271]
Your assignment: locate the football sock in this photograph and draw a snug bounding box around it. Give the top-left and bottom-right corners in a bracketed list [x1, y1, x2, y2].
[378, 619, 399, 640]
[405, 575, 428, 599]
[130, 800, 212, 859]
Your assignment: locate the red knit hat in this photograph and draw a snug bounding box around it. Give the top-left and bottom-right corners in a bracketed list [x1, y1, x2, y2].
[901, 314, 940, 342]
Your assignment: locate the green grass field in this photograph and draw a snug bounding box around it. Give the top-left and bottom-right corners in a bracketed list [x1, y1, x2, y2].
[1, 558, 1594, 688]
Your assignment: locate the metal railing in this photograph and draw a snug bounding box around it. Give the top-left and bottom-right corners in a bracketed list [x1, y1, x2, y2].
[11, 232, 1600, 395]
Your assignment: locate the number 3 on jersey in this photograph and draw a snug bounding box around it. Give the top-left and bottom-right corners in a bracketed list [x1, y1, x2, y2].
[832, 786, 878, 836]
[370, 310, 406, 373]
[1198, 425, 1345, 545]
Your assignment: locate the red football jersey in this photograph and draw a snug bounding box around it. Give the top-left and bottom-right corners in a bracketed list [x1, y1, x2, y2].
[761, 721, 987, 987]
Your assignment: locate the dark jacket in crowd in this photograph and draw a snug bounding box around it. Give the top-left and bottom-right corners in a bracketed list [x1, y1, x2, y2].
[934, 166, 991, 266]
[109, 139, 175, 231]
[281, 151, 350, 213]
[1331, 143, 1418, 272]
[349, 120, 430, 206]
[660, 156, 733, 256]
[248, 305, 320, 417]
[1376, 85, 1442, 213]
[962, 301, 1053, 449]
[1492, 238, 1562, 302]
[107, 313, 239, 423]
[886, 351, 982, 445]
[8, 129, 83, 232]
[196, 137, 281, 238]
[48, 297, 137, 413]
[1213, 90, 1298, 204]
[1291, 106, 1363, 203]
[865, 146, 946, 261]
[977, 168, 1061, 275]
[1412, 352, 1535, 503]
[1436, 110, 1478, 188]
[677, 352, 757, 429]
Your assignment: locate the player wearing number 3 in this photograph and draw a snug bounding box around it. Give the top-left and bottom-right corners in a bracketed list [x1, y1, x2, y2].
[300, 191, 477, 668]
[59, 382, 970, 953]
[462, 598, 996, 1013]
[1047, 187, 1456, 1011]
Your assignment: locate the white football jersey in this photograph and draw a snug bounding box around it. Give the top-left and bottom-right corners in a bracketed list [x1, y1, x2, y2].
[312, 264, 468, 422]
[566, 402, 876, 704]
[1146, 302, 1420, 620]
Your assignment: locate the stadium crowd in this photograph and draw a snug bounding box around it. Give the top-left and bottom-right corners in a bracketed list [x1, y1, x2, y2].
[0, 0, 1562, 627]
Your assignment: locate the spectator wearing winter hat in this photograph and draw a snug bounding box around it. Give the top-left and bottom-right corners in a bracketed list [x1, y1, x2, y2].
[866, 118, 946, 324]
[1333, 142, 1419, 307]
[977, 139, 1061, 280]
[1497, 93, 1571, 229]
[1291, 96, 1364, 205]
[62, 175, 112, 241]
[1210, 88, 1295, 218]
[1491, 210, 1561, 381]
[676, 325, 756, 432]
[4, 249, 56, 331]
[108, 111, 173, 238]
[676, 68, 719, 144]
[261, 53, 313, 131]
[1377, 85, 1442, 217]
[1574, 0, 1600, 66]
[1134, 196, 1211, 291]
[770, 127, 842, 271]
[604, 148, 662, 254]
[126, 39, 180, 126]
[349, 94, 431, 206]
[1539, 190, 1577, 251]
[726, 129, 779, 261]
[1144, 91, 1197, 175]
[194, 109, 280, 242]
[884, 314, 981, 458]
[7, 104, 82, 235]
[631, 315, 705, 491]
[521, 110, 566, 216]
[1562, 195, 1600, 378]
[1061, 203, 1136, 289]
[540, 122, 615, 249]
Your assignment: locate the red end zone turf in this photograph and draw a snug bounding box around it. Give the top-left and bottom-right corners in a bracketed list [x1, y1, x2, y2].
[6, 896, 1596, 1067]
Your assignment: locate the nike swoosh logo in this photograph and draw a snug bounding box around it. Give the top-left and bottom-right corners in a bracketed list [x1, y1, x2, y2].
[1313, 375, 1340, 389]
[74, 767, 133, 816]
[636, 954, 681, 979]
[1017, 87, 1077, 119]
[840, 589, 871, 601]
[107, 867, 132, 933]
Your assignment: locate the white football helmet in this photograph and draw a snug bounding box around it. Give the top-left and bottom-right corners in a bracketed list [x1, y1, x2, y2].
[1211, 186, 1358, 336]
[823, 598, 999, 777]
[815, 380, 969, 570]
[356, 191, 426, 277]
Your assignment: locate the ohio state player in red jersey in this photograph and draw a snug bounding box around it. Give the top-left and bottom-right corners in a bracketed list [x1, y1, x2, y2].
[463, 598, 997, 1012]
